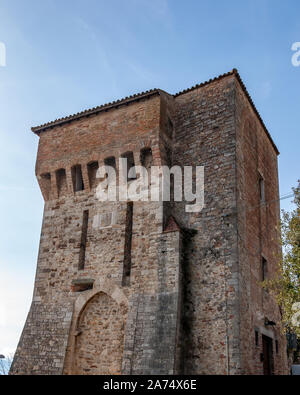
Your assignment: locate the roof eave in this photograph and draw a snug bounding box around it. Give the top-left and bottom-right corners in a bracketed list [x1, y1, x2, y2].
[175, 69, 279, 155]
[31, 89, 162, 135]
[31, 70, 280, 156]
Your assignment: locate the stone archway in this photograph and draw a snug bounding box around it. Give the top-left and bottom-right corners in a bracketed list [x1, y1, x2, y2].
[63, 279, 128, 375]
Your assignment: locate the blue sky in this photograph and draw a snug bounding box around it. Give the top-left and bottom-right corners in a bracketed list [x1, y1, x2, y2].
[0, 0, 299, 356]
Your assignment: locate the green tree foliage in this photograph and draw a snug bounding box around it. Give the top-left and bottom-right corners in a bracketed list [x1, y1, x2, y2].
[263, 180, 300, 336]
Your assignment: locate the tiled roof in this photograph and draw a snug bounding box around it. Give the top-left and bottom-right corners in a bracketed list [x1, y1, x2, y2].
[31, 89, 161, 134]
[31, 69, 279, 155]
[174, 69, 236, 96]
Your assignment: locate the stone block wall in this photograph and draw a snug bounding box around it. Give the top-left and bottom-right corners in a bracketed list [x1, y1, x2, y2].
[11, 70, 288, 375]
[172, 75, 240, 374]
[235, 78, 288, 374]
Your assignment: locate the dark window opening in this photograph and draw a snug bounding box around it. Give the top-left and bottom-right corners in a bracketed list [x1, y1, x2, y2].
[87, 161, 99, 189]
[165, 145, 172, 167]
[56, 168, 67, 197]
[78, 210, 89, 270]
[40, 172, 51, 200]
[104, 156, 116, 170]
[72, 279, 94, 292]
[259, 176, 265, 202]
[122, 202, 133, 286]
[103, 157, 116, 186]
[140, 148, 153, 190]
[255, 330, 259, 346]
[262, 257, 268, 281]
[262, 335, 274, 375]
[41, 172, 51, 180]
[72, 165, 84, 192]
[121, 152, 136, 181]
[140, 148, 153, 170]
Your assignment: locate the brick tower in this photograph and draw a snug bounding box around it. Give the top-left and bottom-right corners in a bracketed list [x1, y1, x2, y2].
[11, 70, 288, 375]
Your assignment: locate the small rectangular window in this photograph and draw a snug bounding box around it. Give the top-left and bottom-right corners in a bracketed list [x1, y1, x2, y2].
[72, 279, 94, 292]
[87, 161, 99, 189]
[255, 330, 259, 346]
[121, 152, 136, 181]
[56, 168, 67, 197]
[104, 156, 116, 170]
[72, 165, 84, 192]
[104, 157, 117, 186]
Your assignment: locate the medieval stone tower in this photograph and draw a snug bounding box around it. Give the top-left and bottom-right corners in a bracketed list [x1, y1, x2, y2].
[11, 70, 288, 375]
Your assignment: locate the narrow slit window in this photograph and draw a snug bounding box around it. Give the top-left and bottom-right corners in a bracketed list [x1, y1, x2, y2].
[121, 152, 136, 181]
[56, 168, 67, 197]
[122, 202, 133, 286]
[78, 210, 89, 270]
[262, 257, 267, 281]
[165, 145, 172, 167]
[255, 330, 259, 346]
[87, 161, 99, 189]
[72, 165, 84, 192]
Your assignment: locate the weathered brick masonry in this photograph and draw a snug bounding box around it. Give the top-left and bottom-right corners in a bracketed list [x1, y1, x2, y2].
[10, 70, 288, 375]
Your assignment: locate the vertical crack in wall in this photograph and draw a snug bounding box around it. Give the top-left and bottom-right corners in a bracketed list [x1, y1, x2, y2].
[78, 210, 89, 270]
[122, 202, 133, 286]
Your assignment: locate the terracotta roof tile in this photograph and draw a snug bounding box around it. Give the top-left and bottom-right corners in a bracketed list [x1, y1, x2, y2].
[31, 89, 161, 134]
